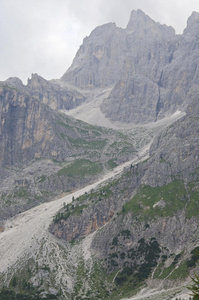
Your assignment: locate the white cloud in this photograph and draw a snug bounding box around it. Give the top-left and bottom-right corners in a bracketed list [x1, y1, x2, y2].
[0, 0, 199, 83]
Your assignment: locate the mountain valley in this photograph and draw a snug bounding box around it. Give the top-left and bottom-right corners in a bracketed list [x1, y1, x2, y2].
[0, 9, 199, 300]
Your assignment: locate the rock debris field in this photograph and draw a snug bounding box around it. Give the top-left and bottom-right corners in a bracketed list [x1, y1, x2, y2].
[0, 145, 150, 276]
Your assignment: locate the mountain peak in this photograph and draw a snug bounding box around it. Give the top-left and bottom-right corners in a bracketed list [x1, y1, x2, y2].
[5, 77, 24, 86]
[126, 9, 155, 31]
[126, 9, 175, 40]
[185, 11, 199, 31]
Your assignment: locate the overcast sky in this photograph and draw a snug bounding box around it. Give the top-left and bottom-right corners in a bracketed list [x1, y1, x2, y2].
[1, 0, 199, 84]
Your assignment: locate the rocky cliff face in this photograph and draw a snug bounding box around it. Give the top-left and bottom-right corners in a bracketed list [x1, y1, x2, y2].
[61, 10, 175, 89]
[0, 85, 55, 167]
[61, 22, 126, 87]
[49, 98, 199, 298]
[5, 11, 199, 126]
[1, 9, 199, 300]
[0, 84, 87, 219]
[5, 74, 86, 111]
[50, 102, 199, 243]
[102, 12, 199, 124]
[0, 84, 82, 167]
[61, 10, 199, 125]
[0, 84, 135, 168]
[0, 83, 138, 220]
[61, 10, 177, 123]
[27, 74, 86, 110]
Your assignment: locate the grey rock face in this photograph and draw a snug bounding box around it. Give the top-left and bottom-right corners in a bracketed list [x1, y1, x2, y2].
[5, 10, 199, 125]
[49, 12, 199, 268]
[145, 100, 199, 186]
[185, 11, 199, 32]
[61, 23, 128, 87]
[51, 97, 199, 274]
[126, 9, 175, 40]
[0, 86, 54, 167]
[100, 11, 179, 123]
[101, 75, 160, 123]
[0, 83, 138, 220]
[0, 85, 86, 167]
[27, 73, 86, 110]
[155, 14, 199, 118]
[47, 99, 199, 300]
[61, 10, 178, 123]
[60, 10, 199, 125]
[2, 10, 199, 298]
[3, 74, 86, 111]
[61, 10, 175, 90]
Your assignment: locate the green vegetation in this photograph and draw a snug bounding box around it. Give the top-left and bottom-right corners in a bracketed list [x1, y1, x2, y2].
[104, 237, 161, 297]
[55, 114, 135, 167]
[157, 264, 176, 279]
[154, 255, 189, 280]
[120, 180, 188, 220]
[106, 141, 136, 160]
[172, 253, 182, 265]
[75, 180, 115, 204]
[0, 286, 58, 299]
[51, 174, 199, 298]
[72, 260, 111, 300]
[2, 186, 41, 206]
[186, 180, 199, 218]
[153, 262, 165, 278]
[0, 259, 58, 300]
[168, 262, 189, 279]
[56, 120, 72, 130]
[118, 177, 199, 221]
[112, 237, 118, 246]
[121, 229, 131, 238]
[68, 136, 107, 150]
[12, 188, 30, 199]
[53, 204, 88, 223]
[57, 159, 103, 177]
[53, 177, 115, 224]
[38, 175, 46, 183]
[98, 185, 113, 198]
[106, 237, 161, 299]
[188, 273, 199, 299]
[106, 159, 118, 169]
[187, 247, 199, 268]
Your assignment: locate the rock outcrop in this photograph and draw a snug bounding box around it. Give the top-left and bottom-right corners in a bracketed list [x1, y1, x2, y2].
[101, 11, 199, 123]
[49, 98, 199, 296]
[5, 74, 86, 111]
[27, 74, 86, 110]
[1, 9, 199, 300]
[0, 83, 137, 220]
[61, 22, 126, 87]
[5, 11, 199, 125]
[61, 10, 199, 125]
[0, 84, 72, 167]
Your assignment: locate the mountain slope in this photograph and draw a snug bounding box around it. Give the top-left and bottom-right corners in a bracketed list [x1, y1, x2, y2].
[0, 84, 138, 220]
[49, 99, 199, 299]
[0, 104, 196, 299]
[0, 9, 199, 300]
